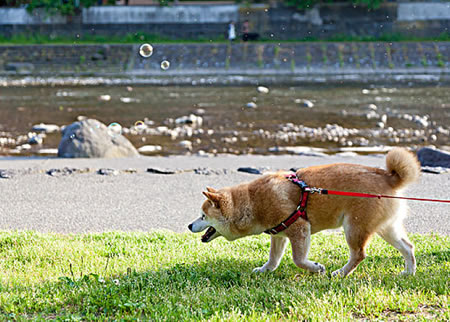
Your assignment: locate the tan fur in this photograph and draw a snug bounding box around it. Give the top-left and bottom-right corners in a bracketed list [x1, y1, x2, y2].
[189, 148, 420, 277]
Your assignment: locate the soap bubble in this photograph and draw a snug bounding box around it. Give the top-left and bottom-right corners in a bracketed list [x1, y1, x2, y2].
[134, 120, 146, 133]
[108, 122, 122, 137]
[139, 44, 153, 58]
[160, 60, 170, 70]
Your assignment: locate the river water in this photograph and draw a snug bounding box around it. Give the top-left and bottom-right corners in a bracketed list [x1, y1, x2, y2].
[0, 84, 449, 156]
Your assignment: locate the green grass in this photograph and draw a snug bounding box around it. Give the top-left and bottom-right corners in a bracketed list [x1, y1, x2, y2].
[0, 32, 449, 45]
[0, 231, 448, 320]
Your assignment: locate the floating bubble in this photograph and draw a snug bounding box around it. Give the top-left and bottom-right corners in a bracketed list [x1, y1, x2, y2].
[139, 44, 153, 58]
[160, 60, 170, 70]
[134, 120, 146, 132]
[108, 122, 122, 137]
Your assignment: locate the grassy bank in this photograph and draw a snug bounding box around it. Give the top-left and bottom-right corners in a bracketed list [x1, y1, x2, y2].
[0, 231, 448, 320]
[0, 32, 449, 45]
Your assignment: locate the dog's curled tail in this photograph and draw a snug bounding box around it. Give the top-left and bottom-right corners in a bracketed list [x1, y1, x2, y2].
[386, 148, 421, 189]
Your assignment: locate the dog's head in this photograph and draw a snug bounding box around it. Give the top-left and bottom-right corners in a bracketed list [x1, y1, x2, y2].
[188, 186, 257, 243]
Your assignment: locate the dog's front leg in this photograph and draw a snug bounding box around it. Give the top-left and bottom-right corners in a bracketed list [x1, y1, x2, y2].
[289, 222, 325, 274]
[253, 235, 288, 273]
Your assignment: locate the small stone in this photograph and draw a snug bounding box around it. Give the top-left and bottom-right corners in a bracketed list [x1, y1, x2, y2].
[97, 168, 119, 176]
[367, 104, 377, 111]
[28, 135, 43, 145]
[32, 123, 60, 133]
[237, 167, 262, 175]
[294, 99, 314, 108]
[37, 148, 58, 155]
[46, 167, 78, 177]
[138, 145, 162, 153]
[179, 140, 192, 151]
[421, 166, 450, 174]
[417, 147, 450, 168]
[18, 144, 31, 150]
[99, 95, 111, 101]
[175, 114, 203, 126]
[246, 102, 257, 109]
[0, 169, 14, 179]
[147, 168, 177, 175]
[257, 86, 269, 94]
[196, 150, 209, 157]
[120, 97, 140, 103]
[194, 167, 227, 175]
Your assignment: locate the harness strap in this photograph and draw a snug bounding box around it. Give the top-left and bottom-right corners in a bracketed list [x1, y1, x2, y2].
[264, 174, 309, 235]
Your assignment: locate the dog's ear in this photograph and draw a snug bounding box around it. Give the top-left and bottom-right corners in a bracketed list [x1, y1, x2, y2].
[202, 191, 221, 208]
[206, 187, 217, 193]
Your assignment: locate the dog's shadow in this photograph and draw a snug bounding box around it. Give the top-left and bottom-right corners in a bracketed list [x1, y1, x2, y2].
[133, 249, 449, 288]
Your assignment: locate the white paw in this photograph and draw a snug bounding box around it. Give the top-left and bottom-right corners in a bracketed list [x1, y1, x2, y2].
[331, 269, 344, 277]
[253, 265, 271, 273]
[400, 270, 415, 276]
[315, 263, 326, 274]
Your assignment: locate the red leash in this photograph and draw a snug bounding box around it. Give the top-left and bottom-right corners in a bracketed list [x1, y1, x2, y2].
[308, 188, 450, 203]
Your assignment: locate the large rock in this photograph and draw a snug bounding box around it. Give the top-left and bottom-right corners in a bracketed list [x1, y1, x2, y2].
[58, 119, 139, 158]
[417, 147, 450, 168]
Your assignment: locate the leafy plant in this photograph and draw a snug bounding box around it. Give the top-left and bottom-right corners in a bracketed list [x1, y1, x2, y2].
[26, 0, 115, 16]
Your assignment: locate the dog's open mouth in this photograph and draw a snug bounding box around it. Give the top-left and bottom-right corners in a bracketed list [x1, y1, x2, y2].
[201, 226, 219, 242]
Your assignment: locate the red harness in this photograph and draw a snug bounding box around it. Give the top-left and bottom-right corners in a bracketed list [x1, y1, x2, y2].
[264, 174, 310, 235]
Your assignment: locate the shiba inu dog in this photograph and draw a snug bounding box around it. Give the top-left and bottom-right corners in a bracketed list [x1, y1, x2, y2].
[188, 148, 420, 277]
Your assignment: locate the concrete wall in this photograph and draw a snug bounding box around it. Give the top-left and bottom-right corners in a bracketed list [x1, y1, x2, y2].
[82, 5, 238, 24]
[398, 3, 450, 21]
[1, 42, 448, 76]
[0, 3, 449, 40]
[0, 8, 67, 25]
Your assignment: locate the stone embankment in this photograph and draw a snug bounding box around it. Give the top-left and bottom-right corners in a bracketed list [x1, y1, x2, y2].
[0, 42, 449, 84]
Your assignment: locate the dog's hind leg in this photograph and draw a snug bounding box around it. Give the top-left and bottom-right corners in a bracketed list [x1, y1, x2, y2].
[253, 235, 288, 273]
[378, 222, 416, 275]
[332, 218, 372, 277]
[289, 222, 325, 274]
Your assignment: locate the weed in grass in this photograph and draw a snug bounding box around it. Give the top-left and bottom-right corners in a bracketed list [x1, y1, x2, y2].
[337, 45, 344, 68]
[306, 47, 312, 69]
[321, 44, 328, 65]
[417, 43, 429, 67]
[402, 44, 411, 68]
[386, 43, 394, 69]
[351, 43, 360, 69]
[225, 44, 232, 70]
[369, 43, 376, 69]
[434, 44, 445, 68]
[0, 231, 448, 320]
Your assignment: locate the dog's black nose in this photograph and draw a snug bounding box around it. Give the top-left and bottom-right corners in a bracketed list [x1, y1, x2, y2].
[188, 224, 193, 231]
